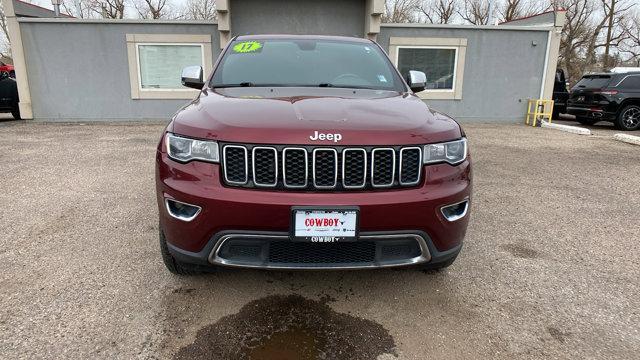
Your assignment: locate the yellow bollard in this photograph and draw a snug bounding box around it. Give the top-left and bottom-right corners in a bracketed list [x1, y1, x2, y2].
[525, 99, 554, 127]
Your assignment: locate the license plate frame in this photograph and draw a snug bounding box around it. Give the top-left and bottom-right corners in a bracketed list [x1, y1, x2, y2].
[290, 206, 360, 242]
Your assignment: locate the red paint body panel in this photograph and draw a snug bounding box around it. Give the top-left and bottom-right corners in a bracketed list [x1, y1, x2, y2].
[171, 88, 463, 145]
[156, 35, 472, 267]
[156, 147, 471, 253]
[0, 64, 14, 73]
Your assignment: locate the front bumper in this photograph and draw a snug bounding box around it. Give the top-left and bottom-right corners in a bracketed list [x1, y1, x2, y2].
[156, 150, 471, 269]
[166, 230, 462, 270]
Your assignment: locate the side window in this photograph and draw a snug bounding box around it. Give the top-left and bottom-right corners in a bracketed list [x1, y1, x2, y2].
[618, 76, 640, 90]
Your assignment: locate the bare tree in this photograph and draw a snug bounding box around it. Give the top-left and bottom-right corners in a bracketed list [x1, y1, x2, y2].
[420, 0, 457, 24]
[0, 3, 10, 58]
[61, 0, 103, 18]
[383, 0, 420, 23]
[499, 0, 547, 23]
[182, 0, 216, 20]
[557, 0, 598, 82]
[620, 12, 640, 65]
[600, 0, 635, 69]
[457, 0, 489, 25]
[134, 0, 174, 19]
[95, 0, 126, 19]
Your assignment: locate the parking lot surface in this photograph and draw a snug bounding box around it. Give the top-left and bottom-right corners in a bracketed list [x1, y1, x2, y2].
[0, 121, 638, 359]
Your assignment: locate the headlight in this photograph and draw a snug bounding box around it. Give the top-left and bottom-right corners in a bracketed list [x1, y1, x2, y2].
[166, 133, 219, 163]
[424, 138, 467, 165]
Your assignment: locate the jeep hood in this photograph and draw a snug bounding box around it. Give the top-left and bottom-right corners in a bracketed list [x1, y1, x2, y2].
[171, 87, 462, 145]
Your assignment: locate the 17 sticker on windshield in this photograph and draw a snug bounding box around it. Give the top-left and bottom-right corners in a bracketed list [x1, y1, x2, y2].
[232, 41, 263, 54]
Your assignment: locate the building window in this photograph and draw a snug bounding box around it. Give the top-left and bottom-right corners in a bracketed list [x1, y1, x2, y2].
[397, 47, 457, 91]
[126, 34, 213, 99]
[137, 44, 204, 90]
[389, 37, 467, 100]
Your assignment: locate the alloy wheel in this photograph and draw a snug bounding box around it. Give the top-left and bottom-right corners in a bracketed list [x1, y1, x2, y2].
[621, 106, 640, 129]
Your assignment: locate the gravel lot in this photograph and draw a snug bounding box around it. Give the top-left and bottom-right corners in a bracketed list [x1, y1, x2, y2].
[0, 120, 638, 359]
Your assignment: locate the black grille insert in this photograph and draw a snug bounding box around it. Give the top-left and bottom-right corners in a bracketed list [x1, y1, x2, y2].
[223, 146, 247, 184]
[283, 148, 308, 187]
[268, 241, 376, 264]
[313, 149, 338, 188]
[400, 148, 422, 185]
[371, 149, 395, 187]
[342, 149, 367, 188]
[252, 147, 277, 186]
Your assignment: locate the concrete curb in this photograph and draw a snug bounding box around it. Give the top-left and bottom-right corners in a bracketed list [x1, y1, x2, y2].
[613, 133, 640, 146]
[540, 121, 591, 135]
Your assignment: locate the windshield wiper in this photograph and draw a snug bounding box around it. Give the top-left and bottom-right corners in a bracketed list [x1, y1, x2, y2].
[212, 82, 255, 88]
[317, 83, 378, 90]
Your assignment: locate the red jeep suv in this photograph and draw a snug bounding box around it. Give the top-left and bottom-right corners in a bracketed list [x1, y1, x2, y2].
[155, 35, 472, 274]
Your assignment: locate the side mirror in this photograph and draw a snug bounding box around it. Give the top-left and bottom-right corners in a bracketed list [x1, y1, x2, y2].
[407, 70, 426, 93]
[181, 66, 204, 89]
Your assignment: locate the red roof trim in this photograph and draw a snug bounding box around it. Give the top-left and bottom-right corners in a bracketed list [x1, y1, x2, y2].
[15, 0, 75, 18]
[498, 9, 565, 25]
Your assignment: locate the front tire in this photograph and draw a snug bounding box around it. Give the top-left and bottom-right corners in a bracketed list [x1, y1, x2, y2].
[159, 229, 201, 275]
[11, 106, 20, 120]
[615, 105, 640, 131]
[416, 253, 459, 271]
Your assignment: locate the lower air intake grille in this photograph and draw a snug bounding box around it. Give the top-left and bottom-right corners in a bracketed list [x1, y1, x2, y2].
[268, 241, 376, 264]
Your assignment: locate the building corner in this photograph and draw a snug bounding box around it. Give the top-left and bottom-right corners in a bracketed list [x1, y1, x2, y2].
[2, 0, 33, 119]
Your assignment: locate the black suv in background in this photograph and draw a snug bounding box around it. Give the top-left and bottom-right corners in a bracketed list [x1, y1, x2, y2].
[552, 69, 569, 119]
[567, 72, 640, 131]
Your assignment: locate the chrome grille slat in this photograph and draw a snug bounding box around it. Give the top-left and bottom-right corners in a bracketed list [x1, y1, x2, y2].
[221, 144, 422, 191]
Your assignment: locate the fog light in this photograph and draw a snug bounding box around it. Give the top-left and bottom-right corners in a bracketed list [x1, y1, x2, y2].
[165, 199, 201, 222]
[441, 199, 469, 222]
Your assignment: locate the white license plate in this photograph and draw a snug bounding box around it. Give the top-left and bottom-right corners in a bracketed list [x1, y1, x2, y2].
[292, 208, 359, 242]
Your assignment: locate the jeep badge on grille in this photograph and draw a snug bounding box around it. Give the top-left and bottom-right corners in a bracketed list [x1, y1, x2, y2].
[310, 131, 342, 143]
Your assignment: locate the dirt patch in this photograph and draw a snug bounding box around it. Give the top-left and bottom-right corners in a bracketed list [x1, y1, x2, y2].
[173, 294, 396, 360]
[171, 287, 196, 295]
[547, 326, 571, 343]
[500, 244, 540, 259]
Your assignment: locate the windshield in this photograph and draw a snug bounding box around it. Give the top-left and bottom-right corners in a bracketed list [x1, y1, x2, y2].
[573, 75, 611, 89]
[210, 39, 406, 91]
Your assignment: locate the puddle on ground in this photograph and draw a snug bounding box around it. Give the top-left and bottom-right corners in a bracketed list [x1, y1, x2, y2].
[173, 294, 396, 360]
[246, 327, 319, 360]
